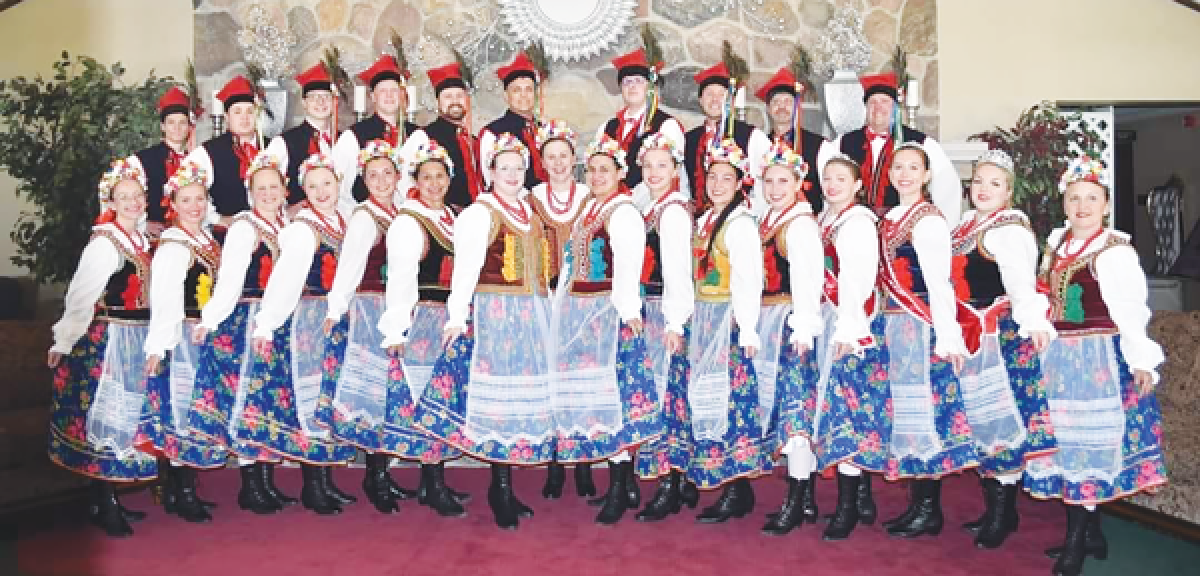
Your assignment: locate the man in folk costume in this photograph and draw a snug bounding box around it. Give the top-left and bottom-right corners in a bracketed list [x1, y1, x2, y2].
[266, 62, 338, 212]
[818, 72, 962, 226]
[478, 51, 547, 190]
[182, 75, 261, 232]
[332, 54, 419, 215]
[594, 48, 685, 189]
[130, 86, 196, 237]
[684, 61, 771, 217]
[755, 66, 829, 214]
[397, 62, 483, 210]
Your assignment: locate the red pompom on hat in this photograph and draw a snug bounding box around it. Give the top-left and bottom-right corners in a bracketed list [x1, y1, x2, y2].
[357, 54, 409, 89]
[693, 62, 731, 95]
[295, 62, 333, 96]
[217, 75, 256, 110]
[755, 67, 798, 103]
[426, 62, 467, 96]
[860, 72, 898, 102]
[612, 48, 659, 83]
[157, 86, 192, 120]
[497, 51, 538, 87]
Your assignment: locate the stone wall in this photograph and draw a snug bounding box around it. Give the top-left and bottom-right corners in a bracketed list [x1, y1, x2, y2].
[193, 0, 938, 143]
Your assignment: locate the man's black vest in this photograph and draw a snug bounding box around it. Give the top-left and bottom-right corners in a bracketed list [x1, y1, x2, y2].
[602, 110, 672, 189]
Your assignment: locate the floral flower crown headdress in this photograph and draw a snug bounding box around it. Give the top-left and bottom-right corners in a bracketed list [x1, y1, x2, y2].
[299, 153, 339, 186]
[535, 119, 577, 151]
[164, 161, 208, 199]
[243, 152, 288, 189]
[1059, 155, 1109, 193]
[760, 140, 809, 180]
[636, 132, 683, 166]
[357, 139, 401, 176]
[586, 133, 628, 171]
[409, 140, 456, 178]
[704, 138, 750, 175]
[97, 157, 147, 212]
[492, 132, 531, 169]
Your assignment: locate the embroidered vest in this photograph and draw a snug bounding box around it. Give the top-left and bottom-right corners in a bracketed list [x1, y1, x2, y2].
[1040, 235, 1126, 336]
[641, 198, 691, 297]
[159, 235, 221, 319]
[878, 202, 943, 311]
[203, 133, 251, 217]
[397, 209, 456, 303]
[820, 210, 879, 317]
[93, 230, 151, 320]
[295, 218, 344, 297]
[694, 211, 753, 302]
[567, 199, 630, 295]
[232, 214, 281, 299]
[476, 204, 550, 295]
[951, 213, 1029, 310]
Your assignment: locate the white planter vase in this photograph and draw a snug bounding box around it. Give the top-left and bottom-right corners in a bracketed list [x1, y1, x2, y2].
[823, 69, 866, 137]
[259, 79, 288, 139]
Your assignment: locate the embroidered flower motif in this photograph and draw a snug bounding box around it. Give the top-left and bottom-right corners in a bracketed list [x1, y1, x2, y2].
[320, 252, 337, 291]
[195, 272, 213, 309]
[588, 237, 608, 281]
[1064, 283, 1085, 323]
[541, 237, 552, 285]
[892, 256, 914, 292]
[501, 233, 519, 282]
[121, 274, 142, 308]
[950, 254, 970, 301]
[258, 253, 274, 289]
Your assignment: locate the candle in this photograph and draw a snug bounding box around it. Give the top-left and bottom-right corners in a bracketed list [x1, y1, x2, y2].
[406, 84, 417, 113]
[734, 86, 746, 109]
[907, 78, 920, 108]
[354, 85, 367, 114]
[212, 90, 224, 116]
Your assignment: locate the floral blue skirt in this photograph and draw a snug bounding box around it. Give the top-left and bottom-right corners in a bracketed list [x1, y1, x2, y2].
[135, 318, 227, 468]
[234, 297, 355, 465]
[684, 301, 770, 489]
[635, 300, 693, 479]
[966, 313, 1057, 476]
[1023, 334, 1167, 505]
[880, 310, 978, 479]
[48, 319, 158, 481]
[186, 301, 276, 462]
[415, 292, 557, 464]
[762, 308, 821, 458]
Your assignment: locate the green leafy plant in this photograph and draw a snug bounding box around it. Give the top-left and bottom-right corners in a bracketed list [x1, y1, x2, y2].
[0, 52, 173, 283]
[970, 101, 1103, 239]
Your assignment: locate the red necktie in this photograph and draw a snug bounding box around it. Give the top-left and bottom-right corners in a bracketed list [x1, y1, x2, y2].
[457, 128, 482, 200]
[234, 139, 258, 179]
[522, 124, 547, 182]
[866, 127, 889, 141]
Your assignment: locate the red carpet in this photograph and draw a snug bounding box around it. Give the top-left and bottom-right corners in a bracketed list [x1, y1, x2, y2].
[17, 467, 1062, 575]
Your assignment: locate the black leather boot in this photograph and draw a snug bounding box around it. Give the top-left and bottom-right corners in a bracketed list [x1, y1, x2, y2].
[762, 476, 806, 535]
[89, 481, 133, 538]
[322, 466, 356, 505]
[1052, 505, 1090, 576]
[822, 471, 861, 541]
[635, 471, 681, 522]
[543, 461, 565, 499]
[421, 463, 467, 518]
[173, 466, 213, 523]
[679, 473, 700, 509]
[801, 472, 819, 523]
[595, 461, 630, 525]
[575, 462, 596, 497]
[259, 462, 297, 507]
[882, 479, 923, 529]
[887, 479, 943, 538]
[488, 463, 519, 530]
[1045, 509, 1107, 560]
[963, 476, 996, 533]
[975, 480, 1019, 549]
[856, 472, 876, 524]
[623, 459, 641, 508]
[363, 453, 398, 514]
[237, 464, 280, 514]
[300, 464, 341, 515]
[697, 478, 754, 524]
[161, 465, 178, 515]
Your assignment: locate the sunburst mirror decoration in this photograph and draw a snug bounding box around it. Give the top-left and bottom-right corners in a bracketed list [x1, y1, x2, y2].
[499, 0, 637, 62]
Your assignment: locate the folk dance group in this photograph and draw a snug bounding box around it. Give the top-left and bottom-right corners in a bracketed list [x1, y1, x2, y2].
[46, 45, 1167, 576]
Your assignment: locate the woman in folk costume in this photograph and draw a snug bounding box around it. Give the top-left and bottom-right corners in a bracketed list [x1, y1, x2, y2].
[1024, 156, 1167, 576]
[632, 133, 701, 522]
[952, 150, 1057, 550]
[233, 152, 356, 516]
[135, 162, 225, 524]
[876, 142, 976, 538]
[414, 133, 554, 530]
[554, 134, 662, 526]
[330, 139, 467, 517]
[686, 139, 766, 524]
[529, 119, 597, 501]
[48, 158, 157, 537]
[755, 142, 824, 536]
[187, 153, 293, 516]
[810, 154, 888, 541]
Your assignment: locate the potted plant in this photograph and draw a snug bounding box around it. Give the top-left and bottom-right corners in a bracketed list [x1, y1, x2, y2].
[0, 52, 173, 285]
[970, 101, 1103, 240]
